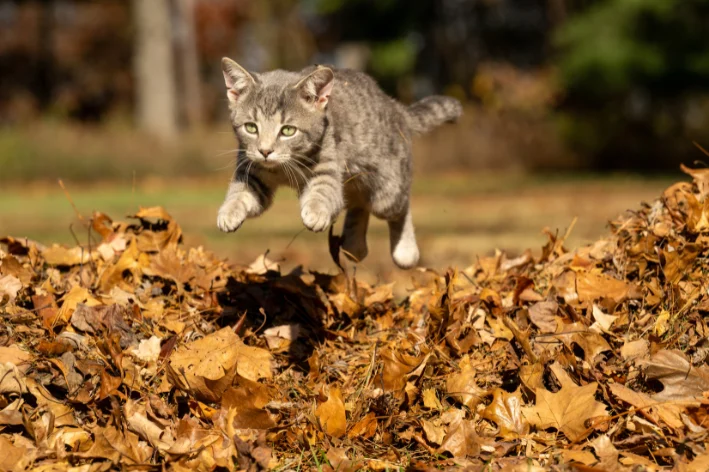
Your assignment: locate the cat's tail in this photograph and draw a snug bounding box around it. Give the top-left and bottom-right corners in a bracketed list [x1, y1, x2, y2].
[404, 95, 463, 134]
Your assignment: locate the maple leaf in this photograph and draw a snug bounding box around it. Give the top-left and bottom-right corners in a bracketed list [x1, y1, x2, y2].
[522, 364, 608, 441]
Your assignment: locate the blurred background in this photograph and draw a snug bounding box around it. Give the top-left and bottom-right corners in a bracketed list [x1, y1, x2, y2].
[1, 0, 707, 284]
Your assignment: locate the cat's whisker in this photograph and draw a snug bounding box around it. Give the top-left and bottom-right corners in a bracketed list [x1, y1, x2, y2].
[284, 162, 303, 194]
[288, 153, 319, 166]
[279, 162, 295, 191]
[289, 158, 316, 177]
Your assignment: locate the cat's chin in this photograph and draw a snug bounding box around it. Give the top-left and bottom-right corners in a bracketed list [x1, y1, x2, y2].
[255, 159, 281, 171]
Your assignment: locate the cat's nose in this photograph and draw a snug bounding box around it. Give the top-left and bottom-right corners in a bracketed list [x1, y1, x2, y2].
[259, 148, 273, 158]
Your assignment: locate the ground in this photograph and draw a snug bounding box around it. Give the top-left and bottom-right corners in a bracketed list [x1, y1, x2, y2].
[3, 170, 709, 470]
[0, 173, 672, 294]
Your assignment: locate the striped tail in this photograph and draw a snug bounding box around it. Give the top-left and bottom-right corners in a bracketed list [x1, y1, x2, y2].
[405, 95, 463, 134]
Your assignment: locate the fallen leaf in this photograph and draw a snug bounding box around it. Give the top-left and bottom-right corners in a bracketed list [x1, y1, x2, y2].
[522, 367, 608, 441]
[639, 350, 709, 401]
[609, 383, 684, 429]
[591, 304, 618, 333]
[422, 388, 442, 410]
[422, 419, 446, 445]
[620, 339, 649, 361]
[348, 411, 378, 439]
[438, 417, 480, 459]
[447, 355, 486, 409]
[0, 274, 21, 304]
[167, 327, 272, 402]
[528, 301, 560, 333]
[315, 387, 347, 438]
[481, 388, 529, 438]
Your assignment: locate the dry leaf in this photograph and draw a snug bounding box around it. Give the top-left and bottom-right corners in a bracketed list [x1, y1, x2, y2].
[348, 412, 377, 440]
[167, 327, 272, 402]
[528, 301, 560, 333]
[447, 355, 486, 409]
[522, 369, 608, 441]
[0, 274, 21, 304]
[481, 388, 529, 438]
[639, 350, 709, 401]
[422, 419, 446, 445]
[315, 387, 347, 438]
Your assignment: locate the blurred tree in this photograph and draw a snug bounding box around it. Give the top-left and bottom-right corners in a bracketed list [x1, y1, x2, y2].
[176, 0, 203, 127]
[132, 0, 178, 138]
[555, 0, 709, 170]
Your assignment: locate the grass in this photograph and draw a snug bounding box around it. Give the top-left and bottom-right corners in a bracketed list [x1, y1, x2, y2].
[0, 173, 675, 294]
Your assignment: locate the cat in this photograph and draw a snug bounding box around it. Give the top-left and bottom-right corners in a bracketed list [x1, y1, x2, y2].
[217, 57, 462, 269]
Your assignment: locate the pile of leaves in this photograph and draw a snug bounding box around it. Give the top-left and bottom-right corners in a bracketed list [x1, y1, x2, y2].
[4, 170, 709, 471]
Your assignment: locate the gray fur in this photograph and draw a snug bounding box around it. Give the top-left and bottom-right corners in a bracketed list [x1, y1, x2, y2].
[217, 57, 462, 269]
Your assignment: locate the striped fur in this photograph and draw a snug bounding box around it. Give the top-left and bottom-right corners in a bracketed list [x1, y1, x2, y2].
[217, 57, 462, 269]
[406, 96, 463, 134]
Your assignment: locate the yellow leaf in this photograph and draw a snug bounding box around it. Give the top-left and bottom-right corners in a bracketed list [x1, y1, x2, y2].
[422, 388, 442, 410]
[315, 387, 347, 438]
[481, 388, 529, 438]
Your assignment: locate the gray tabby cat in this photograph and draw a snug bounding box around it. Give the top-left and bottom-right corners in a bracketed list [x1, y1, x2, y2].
[217, 57, 462, 269]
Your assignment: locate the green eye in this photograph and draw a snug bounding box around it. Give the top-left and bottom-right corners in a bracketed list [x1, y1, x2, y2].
[244, 123, 258, 134]
[280, 125, 297, 137]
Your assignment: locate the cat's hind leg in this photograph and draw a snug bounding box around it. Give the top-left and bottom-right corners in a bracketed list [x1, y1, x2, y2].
[386, 206, 419, 269]
[341, 207, 370, 263]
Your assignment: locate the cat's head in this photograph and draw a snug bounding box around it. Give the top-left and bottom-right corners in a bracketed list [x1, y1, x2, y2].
[222, 57, 333, 169]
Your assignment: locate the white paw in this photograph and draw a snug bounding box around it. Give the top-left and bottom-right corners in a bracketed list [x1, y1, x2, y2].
[217, 201, 246, 233]
[392, 240, 419, 269]
[301, 201, 332, 232]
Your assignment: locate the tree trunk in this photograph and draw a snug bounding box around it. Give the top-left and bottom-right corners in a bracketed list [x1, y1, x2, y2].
[132, 0, 178, 139]
[175, 0, 203, 128]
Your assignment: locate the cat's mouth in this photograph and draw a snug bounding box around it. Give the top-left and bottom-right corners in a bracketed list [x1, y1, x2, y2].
[253, 158, 283, 169]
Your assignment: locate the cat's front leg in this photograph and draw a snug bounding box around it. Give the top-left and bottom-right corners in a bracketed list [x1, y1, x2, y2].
[217, 174, 273, 232]
[300, 160, 344, 232]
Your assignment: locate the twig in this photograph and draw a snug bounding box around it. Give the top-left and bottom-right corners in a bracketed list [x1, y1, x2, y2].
[58, 179, 85, 224]
[502, 314, 538, 363]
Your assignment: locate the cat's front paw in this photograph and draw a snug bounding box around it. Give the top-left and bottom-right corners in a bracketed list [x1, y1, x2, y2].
[217, 201, 246, 233]
[301, 200, 332, 232]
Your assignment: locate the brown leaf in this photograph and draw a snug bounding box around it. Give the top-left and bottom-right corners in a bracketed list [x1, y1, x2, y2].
[609, 383, 684, 429]
[527, 301, 560, 333]
[422, 419, 446, 445]
[438, 417, 480, 459]
[0, 274, 21, 304]
[481, 388, 529, 438]
[522, 369, 608, 441]
[167, 327, 272, 402]
[380, 348, 424, 394]
[639, 350, 709, 401]
[576, 271, 633, 303]
[315, 386, 347, 438]
[31, 293, 59, 330]
[348, 412, 378, 439]
[0, 345, 33, 372]
[0, 435, 31, 471]
[446, 355, 486, 409]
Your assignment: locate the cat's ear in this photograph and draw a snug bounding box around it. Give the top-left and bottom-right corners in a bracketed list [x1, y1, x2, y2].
[295, 66, 334, 110]
[222, 57, 256, 102]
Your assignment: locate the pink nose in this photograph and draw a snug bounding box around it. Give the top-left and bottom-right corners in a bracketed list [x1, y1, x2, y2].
[259, 149, 273, 158]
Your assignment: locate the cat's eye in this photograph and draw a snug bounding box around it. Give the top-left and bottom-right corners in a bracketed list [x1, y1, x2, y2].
[244, 122, 258, 134]
[280, 125, 297, 137]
